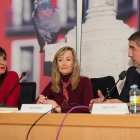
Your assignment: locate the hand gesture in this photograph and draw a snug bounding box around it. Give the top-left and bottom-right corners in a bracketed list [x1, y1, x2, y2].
[89, 90, 105, 108]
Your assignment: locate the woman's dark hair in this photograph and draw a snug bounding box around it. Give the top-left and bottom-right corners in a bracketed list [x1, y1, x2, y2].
[0, 47, 8, 87]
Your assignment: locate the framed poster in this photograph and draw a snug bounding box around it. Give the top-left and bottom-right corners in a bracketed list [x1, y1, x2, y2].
[79, 0, 139, 92]
[11, 39, 40, 93]
[6, 0, 34, 37]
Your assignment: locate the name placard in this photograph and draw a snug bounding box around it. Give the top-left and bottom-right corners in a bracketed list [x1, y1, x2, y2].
[0, 107, 18, 113]
[20, 104, 53, 113]
[91, 103, 129, 114]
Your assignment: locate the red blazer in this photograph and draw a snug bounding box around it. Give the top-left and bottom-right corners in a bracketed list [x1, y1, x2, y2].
[0, 71, 20, 107]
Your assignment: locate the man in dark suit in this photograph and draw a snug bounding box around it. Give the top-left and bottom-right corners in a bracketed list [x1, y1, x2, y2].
[90, 31, 140, 105]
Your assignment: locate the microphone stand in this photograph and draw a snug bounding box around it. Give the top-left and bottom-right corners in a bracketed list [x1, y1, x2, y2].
[0, 72, 26, 107]
[103, 79, 120, 102]
[99, 70, 127, 102]
[0, 81, 20, 107]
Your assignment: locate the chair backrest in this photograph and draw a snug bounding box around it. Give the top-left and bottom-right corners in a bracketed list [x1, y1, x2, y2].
[18, 82, 36, 109]
[91, 76, 119, 99]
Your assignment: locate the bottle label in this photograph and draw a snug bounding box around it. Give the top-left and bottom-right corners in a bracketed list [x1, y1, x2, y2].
[130, 96, 140, 104]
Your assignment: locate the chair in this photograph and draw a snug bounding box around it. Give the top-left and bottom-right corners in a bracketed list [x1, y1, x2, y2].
[18, 82, 36, 109]
[91, 76, 119, 99]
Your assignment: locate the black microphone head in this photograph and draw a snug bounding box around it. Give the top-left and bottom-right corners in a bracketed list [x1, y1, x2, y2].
[119, 70, 127, 80]
[21, 72, 27, 78]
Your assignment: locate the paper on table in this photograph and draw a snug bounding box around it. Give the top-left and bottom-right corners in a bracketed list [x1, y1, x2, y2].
[0, 107, 18, 113]
[91, 103, 129, 114]
[19, 104, 53, 113]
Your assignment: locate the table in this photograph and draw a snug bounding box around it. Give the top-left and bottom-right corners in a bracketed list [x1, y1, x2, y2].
[0, 113, 140, 140]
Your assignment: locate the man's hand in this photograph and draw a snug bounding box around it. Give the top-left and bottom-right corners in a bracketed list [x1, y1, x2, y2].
[89, 90, 105, 108]
[104, 99, 123, 103]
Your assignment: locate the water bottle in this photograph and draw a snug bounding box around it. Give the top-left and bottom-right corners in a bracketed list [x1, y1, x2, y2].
[129, 84, 140, 114]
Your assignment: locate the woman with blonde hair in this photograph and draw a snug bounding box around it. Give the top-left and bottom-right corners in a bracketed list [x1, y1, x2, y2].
[37, 46, 93, 113]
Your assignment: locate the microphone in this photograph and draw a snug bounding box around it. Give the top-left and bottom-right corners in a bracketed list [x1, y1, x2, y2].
[20, 72, 27, 80]
[0, 72, 27, 107]
[119, 70, 127, 80]
[104, 70, 127, 101]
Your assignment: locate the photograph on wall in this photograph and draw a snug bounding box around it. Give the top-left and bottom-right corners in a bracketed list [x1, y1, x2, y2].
[31, 0, 78, 76]
[11, 39, 40, 93]
[80, 0, 138, 83]
[117, 0, 138, 30]
[5, 0, 34, 37]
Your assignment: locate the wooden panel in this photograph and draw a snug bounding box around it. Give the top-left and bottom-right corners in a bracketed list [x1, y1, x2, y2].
[0, 113, 140, 140]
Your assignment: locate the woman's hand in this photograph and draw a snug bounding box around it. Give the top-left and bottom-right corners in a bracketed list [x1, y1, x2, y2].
[36, 95, 61, 113]
[36, 95, 48, 104]
[45, 99, 61, 113]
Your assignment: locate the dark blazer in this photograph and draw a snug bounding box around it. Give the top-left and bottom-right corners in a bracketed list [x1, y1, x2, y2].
[119, 66, 140, 102]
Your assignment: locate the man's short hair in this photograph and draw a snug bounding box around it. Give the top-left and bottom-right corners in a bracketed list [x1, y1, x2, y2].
[128, 31, 140, 47]
[128, 31, 140, 41]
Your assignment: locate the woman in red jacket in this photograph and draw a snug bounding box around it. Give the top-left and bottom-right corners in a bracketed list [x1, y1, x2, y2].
[0, 47, 20, 107]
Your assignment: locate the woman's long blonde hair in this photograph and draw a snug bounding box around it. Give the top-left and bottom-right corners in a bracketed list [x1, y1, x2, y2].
[51, 46, 80, 93]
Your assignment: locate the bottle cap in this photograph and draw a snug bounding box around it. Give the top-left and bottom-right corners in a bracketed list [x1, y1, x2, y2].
[130, 84, 138, 89]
